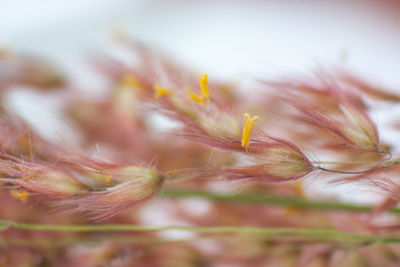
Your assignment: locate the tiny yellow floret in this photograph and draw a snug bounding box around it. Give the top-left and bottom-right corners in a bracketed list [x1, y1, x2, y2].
[153, 84, 171, 99]
[11, 190, 29, 203]
[200, 73, 209, 98]
[241, 113, 259, 148]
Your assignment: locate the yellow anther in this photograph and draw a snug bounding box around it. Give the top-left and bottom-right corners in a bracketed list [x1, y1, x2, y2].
[187, 87, 207, 106]
[241, 113, 259, 147]
[293, 180, 305, 198]
[104, 175, 112, 184]
[11, 190, 29, 203]
[114, 76, 139, 115]
[18, 165, 28, 172]
[186, 74, 210, 106]
[121, 74, 142, 88]
[153, 84, 171, 99]
[200, 73, 209, 98]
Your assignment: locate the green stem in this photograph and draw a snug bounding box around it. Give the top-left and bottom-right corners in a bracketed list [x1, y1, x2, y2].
[158, 189, 400, 214]
[0, 220, 399, 244]
[0, 235, 193, 248]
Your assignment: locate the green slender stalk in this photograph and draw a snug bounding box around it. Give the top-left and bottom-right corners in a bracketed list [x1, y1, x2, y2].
[158, 189, 400, 214]
[1, 220, 400, 244]
[0, 235, 193, 248]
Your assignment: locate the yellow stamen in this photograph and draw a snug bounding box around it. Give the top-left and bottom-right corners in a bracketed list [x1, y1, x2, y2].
[153, 84, 171, 99]
[11, 190, 29, 203]
[104, 175, 112, 184]
[114, 76, 138, 115]
[200, 73, 209, 98]
[241, 113, 259, 147]
[187, 87, 207, 106]
[293, 180, 305, 198]
[186, 74, 210, 106]
[121, 74, 142, 88]
[18, 165, 28, 172]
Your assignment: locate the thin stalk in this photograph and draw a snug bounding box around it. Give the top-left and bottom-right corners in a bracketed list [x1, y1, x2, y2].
[0, 235, 193, 248]
[158, 189, 400, 214]
[315, 158, 399, 174]
[311, 160, 383, 165]
[1, 220, 400, 244]
[317, 165, 385, 174]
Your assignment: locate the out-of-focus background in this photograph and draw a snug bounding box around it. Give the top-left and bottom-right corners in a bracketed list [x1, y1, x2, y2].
[1, 0, 400, 206]
[2, 0, 400, 81]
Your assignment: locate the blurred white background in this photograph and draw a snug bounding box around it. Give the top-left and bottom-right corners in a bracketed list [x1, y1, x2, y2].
[1, 0, 400, 82]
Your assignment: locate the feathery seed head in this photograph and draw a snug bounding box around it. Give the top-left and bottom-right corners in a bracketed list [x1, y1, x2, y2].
[59, 165, 166, 220]
[1, 163, 88, 198]
[254, 144, 314, 180]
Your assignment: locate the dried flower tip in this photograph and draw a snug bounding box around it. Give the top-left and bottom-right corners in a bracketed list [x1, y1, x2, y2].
[10, 190, 29, 203]
[153, 84, 171, 99]
[241, 113, 259, 147]
[200, 73, 209, 97]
